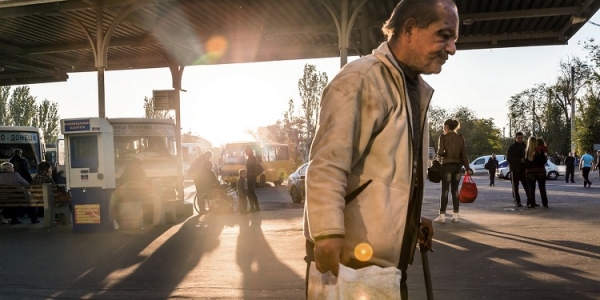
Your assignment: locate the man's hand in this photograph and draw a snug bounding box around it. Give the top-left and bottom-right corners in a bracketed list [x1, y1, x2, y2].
[313, 237, 347, 276]
[419, 216, 434, 252]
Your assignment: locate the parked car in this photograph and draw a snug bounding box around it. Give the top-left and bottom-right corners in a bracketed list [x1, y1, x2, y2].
[287, 163, 308, 203]
[468, 155, 506, 175]
[496, 160, 564, 180]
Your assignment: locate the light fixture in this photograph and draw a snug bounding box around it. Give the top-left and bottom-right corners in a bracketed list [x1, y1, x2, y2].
[572, 16, 587, 25]
[462, 19, 474, 25]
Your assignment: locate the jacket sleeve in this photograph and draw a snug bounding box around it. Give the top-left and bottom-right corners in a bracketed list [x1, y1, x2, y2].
[437, 135, 445, 158]
[306, 70, 390, 240]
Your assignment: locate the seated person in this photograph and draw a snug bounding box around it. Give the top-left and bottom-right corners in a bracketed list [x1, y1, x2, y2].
[111, 159, 159, 227]
[0, 162, 37, 224]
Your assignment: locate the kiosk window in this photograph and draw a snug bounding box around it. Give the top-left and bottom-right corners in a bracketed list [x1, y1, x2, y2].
[70, 135, 99, 169]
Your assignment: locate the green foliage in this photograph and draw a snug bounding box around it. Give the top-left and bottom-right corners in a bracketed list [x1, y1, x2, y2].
[143, 96, 172, 119]
[32, 99, 60, 144]
[8, 86, 37, 126]
[427, 105, 448, 150]
[266, 65, 327, 165]
[298, 64, 328, 160]
[428, 105, 504, 158]
[507, 54, 599, 155]
[0, 86, 9, 125]
[0, 86, 61, 143]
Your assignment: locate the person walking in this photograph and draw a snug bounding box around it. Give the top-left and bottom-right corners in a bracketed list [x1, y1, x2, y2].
[485, 153, 499, 186]
[304, 0, 458, 298]
[564, 152, 576, 183]
[506, 132, 530, 207]
[580, 149, 594, 188]
[244, 146, 261, 212]
[524, 137, 549, 208]
[434, 119, 472, 223]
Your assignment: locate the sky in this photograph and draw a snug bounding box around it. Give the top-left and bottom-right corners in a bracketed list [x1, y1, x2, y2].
[26, 12, 600, 147]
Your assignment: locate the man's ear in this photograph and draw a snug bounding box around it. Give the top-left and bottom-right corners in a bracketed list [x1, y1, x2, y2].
[403, 18, 417, 37]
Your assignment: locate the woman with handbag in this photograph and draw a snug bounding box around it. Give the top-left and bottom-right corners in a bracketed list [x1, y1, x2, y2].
[434, 119, 472, 223]
[524, 137, 549, 208]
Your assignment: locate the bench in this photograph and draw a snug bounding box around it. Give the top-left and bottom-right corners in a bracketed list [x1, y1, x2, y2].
[0, 183, 71, 227]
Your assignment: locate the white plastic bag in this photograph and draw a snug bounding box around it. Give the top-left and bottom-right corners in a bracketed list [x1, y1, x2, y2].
[307, 262, 401, 300]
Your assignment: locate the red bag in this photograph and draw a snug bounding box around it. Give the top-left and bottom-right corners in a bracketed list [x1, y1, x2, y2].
[459, 173, 478, 203]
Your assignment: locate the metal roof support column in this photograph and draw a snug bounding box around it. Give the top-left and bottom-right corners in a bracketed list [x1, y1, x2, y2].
[169, 62, 185, 200]
[80, 2, 150, 117]
[319, 0, 368, 68]
[95, 4, 106, 118]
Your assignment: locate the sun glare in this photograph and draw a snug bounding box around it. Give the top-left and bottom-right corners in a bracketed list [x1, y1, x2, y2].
[180, 70, 284, 146]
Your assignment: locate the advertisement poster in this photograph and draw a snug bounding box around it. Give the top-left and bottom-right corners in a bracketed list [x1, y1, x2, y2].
[74, 204, 101, 224]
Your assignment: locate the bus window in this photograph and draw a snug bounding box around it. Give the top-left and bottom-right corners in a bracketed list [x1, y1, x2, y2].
[0, 127, 44, 175]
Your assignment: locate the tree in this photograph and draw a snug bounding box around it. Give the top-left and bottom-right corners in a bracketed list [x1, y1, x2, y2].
[32, 99, 60, 144]
[266, 65, 327, 165]
[182, 130, 204, 143]
[0, 86, 10, 125]
[298, 64, 328, 160]
[8, 86, 37, 126]
[143, 96, 172, 118]
[427, 105, 449, 150]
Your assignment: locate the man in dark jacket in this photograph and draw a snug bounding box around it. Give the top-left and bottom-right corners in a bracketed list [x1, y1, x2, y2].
[9, 149, 33, 184]
[564, 152, 576, 183]
[244, 146, 261, 212]
[506, 132, 530, 207]
[486, 153, 499, 186]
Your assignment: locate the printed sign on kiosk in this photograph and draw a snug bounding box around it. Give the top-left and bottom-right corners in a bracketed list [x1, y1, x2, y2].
[61, 118, 115, 233]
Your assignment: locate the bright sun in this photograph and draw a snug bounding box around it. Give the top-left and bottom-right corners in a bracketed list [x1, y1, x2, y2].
[180, 70, 283, 147]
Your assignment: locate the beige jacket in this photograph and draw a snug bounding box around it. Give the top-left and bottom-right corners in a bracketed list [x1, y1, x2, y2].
[304, 42, 434, 268]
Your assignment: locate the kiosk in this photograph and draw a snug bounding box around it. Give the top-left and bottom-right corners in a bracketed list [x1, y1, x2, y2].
[61, 118, 115, 233]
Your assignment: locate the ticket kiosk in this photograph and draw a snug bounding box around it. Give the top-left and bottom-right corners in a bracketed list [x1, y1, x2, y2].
[61, 118, 115, 233]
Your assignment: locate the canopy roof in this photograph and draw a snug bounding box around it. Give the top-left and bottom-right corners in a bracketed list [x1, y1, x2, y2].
[1, 0, 599, 86]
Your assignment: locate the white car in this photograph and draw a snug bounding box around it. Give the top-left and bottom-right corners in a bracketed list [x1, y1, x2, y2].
[496, 160, 564, 180]
[468, 155, 506, 175]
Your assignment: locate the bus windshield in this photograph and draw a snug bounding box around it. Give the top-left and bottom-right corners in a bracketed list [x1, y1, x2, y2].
[0, 128, 43, 174]
[114, 136, 176, 163]
[223, 143, 257, 165]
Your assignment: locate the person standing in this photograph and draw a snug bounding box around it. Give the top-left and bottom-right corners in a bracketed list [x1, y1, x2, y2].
[434, 119, 472, 223]
[525, 137, 548, 208]
[10, 149, 33, 184]
[564, 152, 576, 183]
[506, 132, 530, 207]
[579, 149, 594, 188]
[304, 0, 457, 298]
[237, 169, 248, 214]
[486, 153, 499, 186]
[244, 146, 261, 212]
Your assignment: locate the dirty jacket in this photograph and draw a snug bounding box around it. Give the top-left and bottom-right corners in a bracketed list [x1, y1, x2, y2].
[437, 131, 469, 170]
[304, 42, 433, 269]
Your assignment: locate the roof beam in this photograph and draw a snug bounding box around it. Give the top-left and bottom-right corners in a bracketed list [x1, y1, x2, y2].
[460, 7, 580, 23]
[23, 35, 159, 55]
[0, 0, 175, 18]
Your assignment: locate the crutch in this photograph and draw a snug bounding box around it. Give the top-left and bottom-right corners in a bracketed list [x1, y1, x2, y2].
[420, 227, 434, 300]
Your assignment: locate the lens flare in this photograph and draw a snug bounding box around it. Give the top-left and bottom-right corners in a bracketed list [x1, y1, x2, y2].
[193, 35, 229, 65]
[354, 243, 373, 262]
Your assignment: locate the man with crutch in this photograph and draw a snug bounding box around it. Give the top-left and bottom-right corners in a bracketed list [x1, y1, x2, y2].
[303, 0, 459, 298]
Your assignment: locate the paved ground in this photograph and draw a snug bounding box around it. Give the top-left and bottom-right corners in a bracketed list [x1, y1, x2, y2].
[0, 172, 599, 300]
